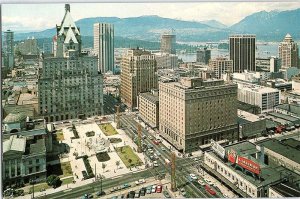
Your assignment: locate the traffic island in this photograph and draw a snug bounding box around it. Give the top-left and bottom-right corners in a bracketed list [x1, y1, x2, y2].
[115, 145, 143, 168]
[99, 123, 118, 136]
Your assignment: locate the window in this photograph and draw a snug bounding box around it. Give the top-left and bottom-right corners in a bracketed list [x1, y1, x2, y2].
[36, 159, 39, 164]
[29, 167, 33, 174]
[29, 160, 32, 165]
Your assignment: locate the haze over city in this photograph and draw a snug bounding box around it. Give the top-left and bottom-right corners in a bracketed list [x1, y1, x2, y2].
[3, 2, 300, 32]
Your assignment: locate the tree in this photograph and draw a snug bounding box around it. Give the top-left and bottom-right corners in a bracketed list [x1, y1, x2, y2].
[128, 159, 133, 166]
[102, 163, 106, 173]
[116, 161, 120, 170]
[46, 175, 61, 188]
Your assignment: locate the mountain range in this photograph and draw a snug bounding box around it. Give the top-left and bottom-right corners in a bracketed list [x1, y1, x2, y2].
[13, 8, 300, 43]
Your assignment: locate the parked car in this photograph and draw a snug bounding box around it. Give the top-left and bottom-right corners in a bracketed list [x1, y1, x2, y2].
[134, 191, 140, 198]
[151, 185, 157, 193]
[156, 185, 162, 193]
[161, 147, 166, 151]
[127, 191, 135, 199]
[189, 174, 198, 180]
[146, 186, 152, 194]
[140, 188, 146, 196]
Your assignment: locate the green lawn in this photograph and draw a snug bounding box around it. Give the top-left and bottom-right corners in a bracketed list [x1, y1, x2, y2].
[29, 182, 50, 193]
[54, 131, 64, 141]
[115, 145, 143, 168]
[99, 123, 118, 136]
[62, 177, 74, 185]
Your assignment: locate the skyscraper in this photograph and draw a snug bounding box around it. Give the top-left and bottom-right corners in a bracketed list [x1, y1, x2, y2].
[3, 30, 14, 68]
[120, 48, 157, 109]
[159, 78, 238, 152]
[94, 23, 114, 73]
[38, 4, 103, 122]
[160, 33, 176, 54]
[196, 47, 211, 64]
[229, 34, 256, 73]
[278, 34, 299, 69]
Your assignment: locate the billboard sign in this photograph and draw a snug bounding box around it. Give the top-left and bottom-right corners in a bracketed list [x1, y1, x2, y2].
[237, 156, 261, 175]
[227, 148, 237, 164]
[211, 139, 225, 159]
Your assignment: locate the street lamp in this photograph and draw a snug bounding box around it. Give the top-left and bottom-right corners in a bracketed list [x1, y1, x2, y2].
[30, 179, 35, 199]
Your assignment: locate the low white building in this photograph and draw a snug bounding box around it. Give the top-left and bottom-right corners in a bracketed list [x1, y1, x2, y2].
[237, 83, 280, 113]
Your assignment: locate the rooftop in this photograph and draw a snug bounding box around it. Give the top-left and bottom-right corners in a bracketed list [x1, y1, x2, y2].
[238, 83, 279, 94]
[209, 142, 291, 187]
[3, 135, 26, 154]
[139, 92, 159, 104]
[271, 183, 300, 197]
[267, 112, 299, 124]
[257, 138, 300, 164]
[238, 109, 263, 122]
[275, 104, 300, 116]
[25, 138, 46, 155]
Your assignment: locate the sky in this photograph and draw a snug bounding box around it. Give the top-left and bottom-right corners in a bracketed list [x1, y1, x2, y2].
[2, 2, 300, 32]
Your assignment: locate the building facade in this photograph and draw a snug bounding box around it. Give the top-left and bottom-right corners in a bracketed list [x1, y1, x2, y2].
[154, 53, 178, 69]
[160, 34, 176, 54]
[237, 83, 280, 113]
[94, 23, 114, 73]
[38, 4, 103, 122]
[209, 57, 233, 79]
[159, 78, 238, 152]
[196, 47, 211, 64]
[278, 34, 299, 69]
[15, 37, 39, 55]
[120, 49, 158, 109]
[3, 135, 47, 187]
[138, 90, 159, 128]
[3, 30, 14, 68]
[229, 35, 256, 73]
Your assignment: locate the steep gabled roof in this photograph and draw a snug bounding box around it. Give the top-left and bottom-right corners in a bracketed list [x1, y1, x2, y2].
[64, 26, 78, 44]
[58, 8, 80, 36]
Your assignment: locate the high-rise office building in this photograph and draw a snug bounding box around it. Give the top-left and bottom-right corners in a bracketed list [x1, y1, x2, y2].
[94, 23, 114, 73]
[159, 78, 238, 152]
[120, 48, 157, 109]
[209, 57, 233, 79]
[3, 30, 14, 68]
[196, 47, 211, 64]
[278, 34, 299, 69]
[38, 4, 103, 122]
[229, 35, 256, 73]
[160, 33, 176, 54]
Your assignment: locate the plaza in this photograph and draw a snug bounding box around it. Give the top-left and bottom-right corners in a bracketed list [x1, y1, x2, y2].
[56, 118, 147, 183]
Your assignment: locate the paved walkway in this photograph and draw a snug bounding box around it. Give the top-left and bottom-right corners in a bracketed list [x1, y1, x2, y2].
[15, 116, 150, 199]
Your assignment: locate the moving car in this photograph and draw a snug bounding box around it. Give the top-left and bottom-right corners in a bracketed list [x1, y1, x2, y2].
[205, 185, 216, 195]
[189, 174, 198, 180]
[163, 190, 171, 198]
[198, 180, 205, 186]
[135, 179, 146, 185]
[180, 188, 186, 197]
